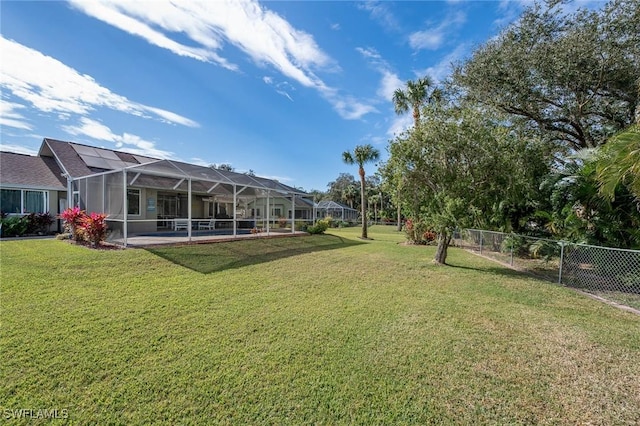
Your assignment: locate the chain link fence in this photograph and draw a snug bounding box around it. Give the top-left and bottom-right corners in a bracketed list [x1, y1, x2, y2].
[458, 229, 640, 310]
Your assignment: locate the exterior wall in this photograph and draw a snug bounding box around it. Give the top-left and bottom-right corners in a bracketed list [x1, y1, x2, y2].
[247, 196, 313, 221]
[191, 195, 205, 219]
[126, 187, 158, 234]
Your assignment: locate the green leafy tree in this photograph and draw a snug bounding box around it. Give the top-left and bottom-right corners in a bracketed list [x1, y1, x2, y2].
[454, 0, 639, 151]
[538, 153, 640, 248]
[326, 173, 358, 204]
[211, 163, 234, 172]
[342, 144, 380, 239]
[388, 105, 547, 264]
[341, 184, 358, 209]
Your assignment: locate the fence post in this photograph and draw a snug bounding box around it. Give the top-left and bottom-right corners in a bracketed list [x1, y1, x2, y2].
[510, 242, 514, 266]
[558, 241, 565, 285]
[479, 231, 483, 255]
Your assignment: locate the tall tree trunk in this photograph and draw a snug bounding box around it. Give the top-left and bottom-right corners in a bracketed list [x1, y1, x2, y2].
[396, 189, 402, 232]
[360, 168, 368, 239]
[434, 232, 451, 265]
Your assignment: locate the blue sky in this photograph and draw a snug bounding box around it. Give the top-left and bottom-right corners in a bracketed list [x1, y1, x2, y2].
[0, 0, 600, 191]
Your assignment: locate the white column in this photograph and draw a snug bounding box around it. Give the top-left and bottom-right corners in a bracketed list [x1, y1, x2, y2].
[266, 191, 270, 235]
[122, 169, 128, 247]
[291, 193, 295, 233]
[233, 185, 237, 237]
[188, 178, 192, 242]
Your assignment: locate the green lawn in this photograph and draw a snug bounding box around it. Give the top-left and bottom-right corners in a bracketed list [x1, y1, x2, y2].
[2, 225, 639, 424]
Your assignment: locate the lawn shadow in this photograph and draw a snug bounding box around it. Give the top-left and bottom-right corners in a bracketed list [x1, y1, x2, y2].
[145, 234, 364, 274]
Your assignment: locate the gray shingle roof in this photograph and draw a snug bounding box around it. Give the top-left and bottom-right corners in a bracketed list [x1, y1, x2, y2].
[0, 151, 66, 190]
[42, 138, 101, 178]
[3, 138, 308, 196]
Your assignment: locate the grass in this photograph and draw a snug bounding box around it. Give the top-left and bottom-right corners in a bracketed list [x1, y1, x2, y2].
[1, 225, 639, 424]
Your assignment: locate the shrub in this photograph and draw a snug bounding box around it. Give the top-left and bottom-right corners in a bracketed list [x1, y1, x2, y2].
[0, 212, 55, 237]
[0, 216, 29, 237]
[423, 230, 437, 243]
[403, 218, 431, 244]
[79, 212, 108, 246]
[59, 207, 109, 247]
[307, 218, 330, 235]
[501, 235, 530, 257]
[59, 207, 87, 241]
[24, 212, 54, 234]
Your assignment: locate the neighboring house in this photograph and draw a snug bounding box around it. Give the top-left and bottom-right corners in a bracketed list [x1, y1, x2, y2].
[315, 200, 359, 223]
[0, 138, 312, 244]
[0, 151, 67, 232]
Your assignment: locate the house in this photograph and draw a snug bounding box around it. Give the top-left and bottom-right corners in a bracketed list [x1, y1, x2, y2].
[0, 138, 313, 245]
[0, 151, 67, 232]
[314, 200, 359, 223]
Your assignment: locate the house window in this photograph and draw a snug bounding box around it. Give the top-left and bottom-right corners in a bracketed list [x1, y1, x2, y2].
[272, 207, 282, 217]
[0, 189, 48, 214]
[127, 189, 141, 215]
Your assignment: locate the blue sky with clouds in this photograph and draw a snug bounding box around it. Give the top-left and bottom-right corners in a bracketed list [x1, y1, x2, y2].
[0, 0, 591, 191]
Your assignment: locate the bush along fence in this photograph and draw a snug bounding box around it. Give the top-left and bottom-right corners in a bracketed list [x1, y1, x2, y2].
[458, 229, 640, 311]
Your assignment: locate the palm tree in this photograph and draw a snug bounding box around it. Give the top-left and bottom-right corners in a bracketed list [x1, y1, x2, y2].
[342, 144, 380, 239]
[342, 184, 357, 209]
[392, 75, 439, 128]
[596, 124, 640, 206]
[391, 76, 440, 230]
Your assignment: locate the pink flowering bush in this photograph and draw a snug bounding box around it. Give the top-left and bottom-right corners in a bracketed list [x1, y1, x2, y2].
[59, 207, 108, 246]
[79, 213, 108, 246]
[59, 206, 86, 241]
[403, 218, 434, 244]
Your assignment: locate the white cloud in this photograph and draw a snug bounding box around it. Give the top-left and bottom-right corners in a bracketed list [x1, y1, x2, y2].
[0, 101, 32, 130]
[0, 143, 38, 156]
[70, 0, 332, 88]
[0, 36, 199, 128]
[189, 157, 211, 167]
[387, 114, 413, 138]
[69, 0, 375, 121]
[421, 42, 470, 83]
[330, 23, 341, 31]
[68, 0, 236, 70]
[409, 11, 466, 51]
[61, 117, 175, 158]
[358, 1, 400, 32]
[377, 70, 404, 101]
[355, 47, 402, 103]
[356, 46, 382, 61]
[326, 91, 378, 120]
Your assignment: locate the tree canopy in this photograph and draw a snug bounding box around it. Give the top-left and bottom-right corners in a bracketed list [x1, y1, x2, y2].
[454, 0, 640, 151]
[389, 104, 550, 263]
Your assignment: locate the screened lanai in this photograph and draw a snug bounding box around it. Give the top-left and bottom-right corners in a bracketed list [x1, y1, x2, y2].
[71, 159, 313, 246]
[314, 200, 359, 223]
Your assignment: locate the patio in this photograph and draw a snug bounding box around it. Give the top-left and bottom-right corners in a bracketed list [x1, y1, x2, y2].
[70, 157, 313, 247]
[112, 228, 309, 247]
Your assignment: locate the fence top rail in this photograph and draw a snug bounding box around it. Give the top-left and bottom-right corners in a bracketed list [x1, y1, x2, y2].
[465, 229, 558, 244]
[465, 229, 640, 254]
